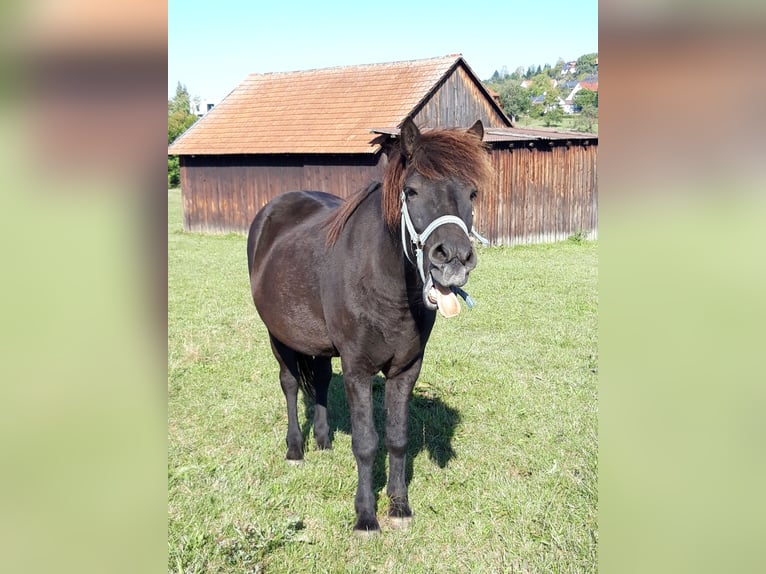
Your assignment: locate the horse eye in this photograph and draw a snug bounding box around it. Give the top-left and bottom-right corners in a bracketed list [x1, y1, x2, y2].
[404, 187, 417, 198]
[470, 190, 478, 201]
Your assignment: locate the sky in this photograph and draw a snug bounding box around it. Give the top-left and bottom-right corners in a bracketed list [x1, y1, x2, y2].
[169, 0, 597, 102]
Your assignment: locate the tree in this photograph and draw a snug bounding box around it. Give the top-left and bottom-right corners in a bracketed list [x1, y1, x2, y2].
[498, 80, 530, 120]
[528, 74, 552, 97]
[543, 106, 563, 127]
[168, 82, 197, 144]
[541, 87, 563, 126]
[574, 104, 598, 132]
[573, 88, 598, 111]
[168, 82, 198, 188]
[576, 53, 598, 77]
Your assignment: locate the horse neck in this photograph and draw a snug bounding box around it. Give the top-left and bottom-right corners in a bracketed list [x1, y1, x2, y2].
[342, 184, 415, 283]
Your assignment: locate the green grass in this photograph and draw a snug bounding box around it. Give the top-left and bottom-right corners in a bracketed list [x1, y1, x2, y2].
[168, 189, 597, 573]
[514, 114, 598, 134]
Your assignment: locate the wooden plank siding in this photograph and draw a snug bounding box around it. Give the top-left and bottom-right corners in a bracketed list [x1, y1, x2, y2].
[179, 140, 597, 245]
[412, 66, 508, 130]
[180, 154, 383, 234]
[470, 141, 598, 246]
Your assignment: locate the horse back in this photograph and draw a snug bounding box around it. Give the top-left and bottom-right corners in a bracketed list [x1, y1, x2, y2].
[247, 191, 341, 274]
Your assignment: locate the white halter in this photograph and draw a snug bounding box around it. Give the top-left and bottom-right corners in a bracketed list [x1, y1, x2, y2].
[399, 191, 488, 284]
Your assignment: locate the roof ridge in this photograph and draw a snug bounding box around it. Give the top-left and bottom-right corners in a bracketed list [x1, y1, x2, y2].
[244, 54, 463, 79]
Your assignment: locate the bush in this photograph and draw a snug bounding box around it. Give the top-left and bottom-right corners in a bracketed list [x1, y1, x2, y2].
[573, 105, 598, 132]
[543, 106, 564, 127]
[168, 156, 180, 188]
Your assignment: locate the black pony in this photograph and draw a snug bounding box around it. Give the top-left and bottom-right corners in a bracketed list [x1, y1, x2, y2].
[247, 117, 492, 535]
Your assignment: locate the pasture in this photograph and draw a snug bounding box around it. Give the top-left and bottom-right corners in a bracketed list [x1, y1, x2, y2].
[168, 189, 597, 572]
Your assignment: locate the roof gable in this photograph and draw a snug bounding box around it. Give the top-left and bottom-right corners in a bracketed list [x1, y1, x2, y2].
[168, 55, 507, 156]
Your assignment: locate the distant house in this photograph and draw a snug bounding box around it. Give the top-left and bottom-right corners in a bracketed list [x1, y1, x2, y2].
[530, 93, 561, 114]
[191, 99, 216, 118]
[562, 61, 577, 75]
[564, 75, 598, 112]
[579, 74, 599, 92]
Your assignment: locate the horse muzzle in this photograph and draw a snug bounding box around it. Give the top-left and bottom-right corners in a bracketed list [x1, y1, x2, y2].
[422, 237, 477, 317]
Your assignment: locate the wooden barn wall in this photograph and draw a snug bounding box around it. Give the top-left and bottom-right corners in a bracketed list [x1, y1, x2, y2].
[179, 154, 383, 233]
[179, 142, 598, 244]
[473, 143, 599, 246]
[413, 65, 508, 129]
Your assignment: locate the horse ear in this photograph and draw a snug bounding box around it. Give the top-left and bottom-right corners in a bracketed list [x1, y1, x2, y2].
[466, 120, 484, 141]
[400, 116, 420, 159]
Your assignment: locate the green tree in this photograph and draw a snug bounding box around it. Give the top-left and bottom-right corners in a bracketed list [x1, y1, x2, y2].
[543, 106, 564, 127]
[498, 80, 530, 120]
[168, 82, 198, 188]
[528, 74, 552, 97]
[573, 88, 598, 110]
[574, 104, 598, 132]
[168, 82, 197, 144]
[542, 87, 563, 126]
[576, 53, 598, 77]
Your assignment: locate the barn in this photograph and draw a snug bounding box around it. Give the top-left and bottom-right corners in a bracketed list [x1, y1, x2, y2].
[168, 55, 597, 245]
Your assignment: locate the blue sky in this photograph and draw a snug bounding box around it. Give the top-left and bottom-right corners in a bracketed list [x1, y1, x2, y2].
[169, 0, 597, 102]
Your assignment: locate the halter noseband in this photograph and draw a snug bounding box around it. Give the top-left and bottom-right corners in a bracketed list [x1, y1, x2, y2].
[399, 191, 488, 285]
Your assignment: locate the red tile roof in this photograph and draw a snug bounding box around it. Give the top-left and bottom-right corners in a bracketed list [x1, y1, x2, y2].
[169, 55, 471, 155]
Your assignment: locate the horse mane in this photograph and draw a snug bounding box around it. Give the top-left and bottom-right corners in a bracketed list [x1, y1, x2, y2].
[325, 183, 380, 245]
[326, 124, 492, 246]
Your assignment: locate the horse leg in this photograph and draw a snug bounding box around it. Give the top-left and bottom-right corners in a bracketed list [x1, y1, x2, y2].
[269, 336, 304, 463]
[342, 366, 380, 535]
[384, 362, 421, 528]
[312, 357, 332, 450]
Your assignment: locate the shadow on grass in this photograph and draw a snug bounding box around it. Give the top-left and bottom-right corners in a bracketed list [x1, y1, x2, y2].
[300, 373, 461, 496]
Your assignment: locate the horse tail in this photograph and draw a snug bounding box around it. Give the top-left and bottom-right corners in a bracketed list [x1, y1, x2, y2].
[295, 354, 316, 400]
[246, 213, 264, 276]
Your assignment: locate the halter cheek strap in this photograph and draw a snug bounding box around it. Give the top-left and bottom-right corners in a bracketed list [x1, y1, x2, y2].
[399, 191, 488, 284]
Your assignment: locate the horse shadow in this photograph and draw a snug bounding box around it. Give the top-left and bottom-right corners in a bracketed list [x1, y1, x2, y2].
[300, 373, 460, 494]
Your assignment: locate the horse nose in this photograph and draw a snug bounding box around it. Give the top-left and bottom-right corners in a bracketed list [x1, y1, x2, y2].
[428, 240, 476, 269]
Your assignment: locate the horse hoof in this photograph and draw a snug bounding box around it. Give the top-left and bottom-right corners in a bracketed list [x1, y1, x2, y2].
[286, 458, 304, 467]
[353, 527, 381, 540]
[353, 516, 381, 539]
[389, 515, 413, 530]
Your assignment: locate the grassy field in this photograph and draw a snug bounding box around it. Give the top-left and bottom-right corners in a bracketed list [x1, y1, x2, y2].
[168, 189, 597, 573]
[514, 114, 598, 134]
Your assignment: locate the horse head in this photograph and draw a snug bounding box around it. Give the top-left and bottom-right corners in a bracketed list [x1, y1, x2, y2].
[393, 117, 491, 315]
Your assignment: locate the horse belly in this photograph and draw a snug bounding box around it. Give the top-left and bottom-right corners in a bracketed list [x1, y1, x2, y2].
[251, 234, 335, 357]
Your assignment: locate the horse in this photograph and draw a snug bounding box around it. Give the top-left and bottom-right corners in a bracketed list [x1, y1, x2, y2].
[246, 117, 493, 535]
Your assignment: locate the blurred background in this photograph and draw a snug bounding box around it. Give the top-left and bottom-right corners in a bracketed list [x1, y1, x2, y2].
[0, 1, 764, 572]
[599, 3, 766, 573]
[0, 1, 166, 573]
